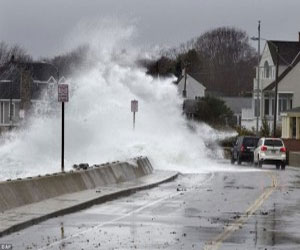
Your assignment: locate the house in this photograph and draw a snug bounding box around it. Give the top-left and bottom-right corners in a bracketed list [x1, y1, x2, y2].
[177, 69, 206, 100]
[281, 107, 300, 167]
[221, 97, 252, 126]
[176, 69, 206, 118]
[0, 60, 59, 128]
[281, 107, 300, 139]
[241, 33, 300, 131]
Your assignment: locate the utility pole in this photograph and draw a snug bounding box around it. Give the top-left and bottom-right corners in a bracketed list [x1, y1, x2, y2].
[273, 46, 279, 137]
[9, 56, 15, 128]
[182, 66, 187, 98]
[57, 70, 65, 172]
[9, 71, 12, 127]
[256, 20, 261, 136]
[131, 100, 138, 130]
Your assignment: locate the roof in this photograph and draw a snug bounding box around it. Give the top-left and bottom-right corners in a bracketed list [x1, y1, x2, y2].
[267, 40, 300, 66]
[0, 81, 20, 99]
[177, 72, 207, 88]
[0, 62, 56, 100]
[221, 97, 252, 114]
[0, 81, 48, 100]
[0, 62, 58, 82]
[286, 106, 300, 113]
[264, 51, 300, 91]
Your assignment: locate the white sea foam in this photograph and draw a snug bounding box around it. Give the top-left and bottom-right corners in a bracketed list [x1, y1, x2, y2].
[0, 23, 241, 180]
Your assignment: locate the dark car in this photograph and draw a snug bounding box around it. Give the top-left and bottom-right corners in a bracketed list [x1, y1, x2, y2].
[231, 136, 259, 165]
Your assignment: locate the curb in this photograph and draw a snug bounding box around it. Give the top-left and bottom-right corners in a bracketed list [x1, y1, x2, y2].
[0, 171, 179, 238]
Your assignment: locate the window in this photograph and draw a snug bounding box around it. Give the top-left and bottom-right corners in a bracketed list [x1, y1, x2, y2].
[278, 94, 293, 114]
[9, 103, 15, 118]
[292, 117, 296, 138]
[271, 99, 275, 115]
[264, 99, 269, 115]
[257, 139, 263, 147]
[282, 99, 287, 112]
[264, 139, 283, 147]
[279, 99, 287, 112]
[264, 61, 270, 78]
[243, 137, 259, 147]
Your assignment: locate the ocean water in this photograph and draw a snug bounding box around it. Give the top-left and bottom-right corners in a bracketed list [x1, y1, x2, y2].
[0, 24, 237, 180]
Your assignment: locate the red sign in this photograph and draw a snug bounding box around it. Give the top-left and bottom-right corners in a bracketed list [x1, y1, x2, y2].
[131, 100, 138, 112]
[58, 84, 69, 102]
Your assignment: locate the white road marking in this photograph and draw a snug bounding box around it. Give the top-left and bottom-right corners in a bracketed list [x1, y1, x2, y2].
[38, 172, 215, 250]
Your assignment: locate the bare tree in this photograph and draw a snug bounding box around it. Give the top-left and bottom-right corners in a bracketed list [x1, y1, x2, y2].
[0, 41, 32, 65]
[42, 45, 90, 77]
[193, 27, 256, 96]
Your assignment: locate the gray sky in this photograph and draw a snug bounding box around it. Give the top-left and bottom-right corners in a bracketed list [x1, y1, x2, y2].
[1, 0, 300, 59]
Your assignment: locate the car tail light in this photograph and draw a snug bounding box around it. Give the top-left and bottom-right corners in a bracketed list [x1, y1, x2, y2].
[240, 145, 245, 152]
[280, 147, 286, 153]
[261, 146, 268, 151]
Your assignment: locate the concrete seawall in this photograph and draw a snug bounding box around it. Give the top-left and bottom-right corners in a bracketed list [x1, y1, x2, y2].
[0, 157, 153, 212]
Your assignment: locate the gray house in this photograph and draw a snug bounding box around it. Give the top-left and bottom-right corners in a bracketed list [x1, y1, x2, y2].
[221, 97, 252, 126]
[0, 61, 58, 128]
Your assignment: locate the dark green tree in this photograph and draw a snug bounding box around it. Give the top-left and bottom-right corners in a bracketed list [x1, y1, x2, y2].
[260, 118, 271, 137]
[195, 96, 234, 127]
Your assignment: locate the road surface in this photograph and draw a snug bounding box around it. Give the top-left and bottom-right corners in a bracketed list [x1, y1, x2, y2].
[1, 163, 300, 249]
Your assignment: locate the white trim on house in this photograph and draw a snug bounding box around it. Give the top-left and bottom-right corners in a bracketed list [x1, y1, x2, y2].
[0, 99, 20, 102]
[59, 76, 66, 84]
[33, 80, 49, 84]
[278, 91, 294, 94]
[47, 76, 57, 83]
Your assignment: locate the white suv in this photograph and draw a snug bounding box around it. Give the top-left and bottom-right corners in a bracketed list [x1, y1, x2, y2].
[254, 138, 286, 170]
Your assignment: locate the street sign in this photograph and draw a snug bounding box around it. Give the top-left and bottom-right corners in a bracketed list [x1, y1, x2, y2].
[131, 100, 138, 130]
[58, 84, 69, 102]
[131, 100, 138, 112]
[58, 84, 69, 172]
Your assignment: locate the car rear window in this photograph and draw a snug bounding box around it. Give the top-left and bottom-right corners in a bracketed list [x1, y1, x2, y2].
[264, 139, 283, 147]
[243, 138, 259, 147]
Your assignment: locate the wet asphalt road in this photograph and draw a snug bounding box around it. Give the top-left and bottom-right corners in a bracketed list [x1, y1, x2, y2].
[1, 163, 300, 250]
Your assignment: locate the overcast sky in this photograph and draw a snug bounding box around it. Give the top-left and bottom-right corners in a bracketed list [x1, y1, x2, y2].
[1, 0, 300, 59]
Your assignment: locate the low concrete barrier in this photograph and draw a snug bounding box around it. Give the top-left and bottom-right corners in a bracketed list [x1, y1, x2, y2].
[289, 152, 300, 167]
[0, 156, 153, 212]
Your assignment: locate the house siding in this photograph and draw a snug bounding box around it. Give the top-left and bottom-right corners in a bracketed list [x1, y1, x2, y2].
[242, 42, 298, 130]
[177, 75, 206, 99]
[277, 61, 300, 108]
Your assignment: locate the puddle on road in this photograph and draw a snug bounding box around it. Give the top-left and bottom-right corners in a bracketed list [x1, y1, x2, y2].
[257, 201, 300, 248]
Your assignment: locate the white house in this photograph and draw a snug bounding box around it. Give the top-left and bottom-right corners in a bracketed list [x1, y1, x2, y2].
[177, 69, 206, 100]
[0, 61, 59, 128]
[242, 34, 300, 131]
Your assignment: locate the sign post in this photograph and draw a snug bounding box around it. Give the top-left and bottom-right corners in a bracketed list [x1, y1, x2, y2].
[131, 100, 138, 130]
[58, 84, 69, 172]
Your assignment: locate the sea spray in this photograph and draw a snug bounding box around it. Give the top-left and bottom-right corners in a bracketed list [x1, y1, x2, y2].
[0, 24, 235, 180]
